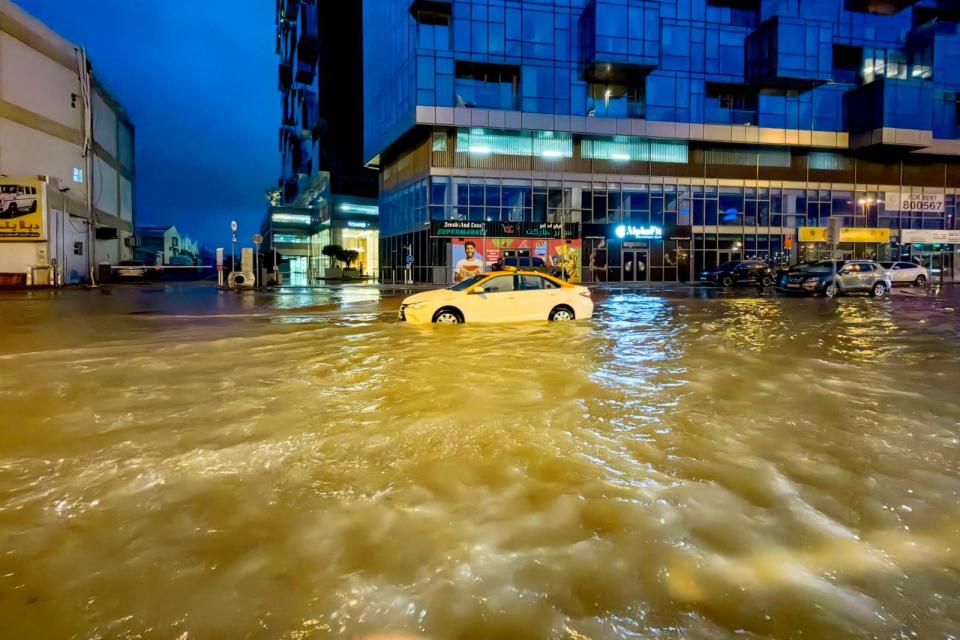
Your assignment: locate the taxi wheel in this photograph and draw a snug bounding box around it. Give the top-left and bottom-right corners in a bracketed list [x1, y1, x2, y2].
[915, 275, 926, 286]
[549, 306, 575, 321]
[432, 307, 463, 324]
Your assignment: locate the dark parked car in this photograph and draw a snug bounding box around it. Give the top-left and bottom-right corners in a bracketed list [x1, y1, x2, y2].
[778, 260, 891, 297]
[700, 260, 775, 287]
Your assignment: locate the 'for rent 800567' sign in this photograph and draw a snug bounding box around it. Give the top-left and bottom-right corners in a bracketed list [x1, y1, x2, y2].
[888, 193, 945, 212]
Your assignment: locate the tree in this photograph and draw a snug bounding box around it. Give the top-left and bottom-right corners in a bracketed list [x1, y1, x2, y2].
[341, 249, 360, 269]
[322, 244, 343, 267]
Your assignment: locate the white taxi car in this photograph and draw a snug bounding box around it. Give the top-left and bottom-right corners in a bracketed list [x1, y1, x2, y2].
[398, 269, 593, 324]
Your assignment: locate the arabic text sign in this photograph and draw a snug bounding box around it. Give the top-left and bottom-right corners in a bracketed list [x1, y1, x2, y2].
[900, 229, 960, 244]
[0, 179, 45, 241]
[887, 193, 945, 213]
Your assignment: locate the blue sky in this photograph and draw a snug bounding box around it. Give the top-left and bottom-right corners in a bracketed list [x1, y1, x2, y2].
[16, 0, 279, 247]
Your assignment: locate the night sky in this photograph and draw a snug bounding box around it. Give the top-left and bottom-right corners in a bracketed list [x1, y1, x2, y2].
[15, 0, 279, 248]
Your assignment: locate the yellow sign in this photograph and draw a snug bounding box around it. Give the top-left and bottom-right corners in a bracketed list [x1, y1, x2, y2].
[0, 179, 45, 241]
[799, 227, 890, 243]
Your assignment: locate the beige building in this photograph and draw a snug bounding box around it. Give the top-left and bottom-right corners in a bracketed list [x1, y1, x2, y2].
[0, 0, 135, 285]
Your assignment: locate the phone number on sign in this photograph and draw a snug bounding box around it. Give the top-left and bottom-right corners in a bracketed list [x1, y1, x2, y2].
[901, 200, 944, 212]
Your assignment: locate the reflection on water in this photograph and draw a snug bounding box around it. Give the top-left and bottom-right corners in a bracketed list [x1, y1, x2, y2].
[0, 284, 957, 639]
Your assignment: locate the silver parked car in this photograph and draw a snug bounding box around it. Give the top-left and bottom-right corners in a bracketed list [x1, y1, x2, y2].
[880, 261, 929, 286]
[778, 260, 892, 297]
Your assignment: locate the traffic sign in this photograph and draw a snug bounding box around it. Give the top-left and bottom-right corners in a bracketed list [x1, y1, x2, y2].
[405, 254, 415, 265]
[826, 217, 842, 247]
[230, 219, 238, 232]
[253, 233, 263, 245]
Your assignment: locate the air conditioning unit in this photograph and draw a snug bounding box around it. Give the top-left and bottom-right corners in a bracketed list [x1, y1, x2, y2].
[124, 235, 140, 248]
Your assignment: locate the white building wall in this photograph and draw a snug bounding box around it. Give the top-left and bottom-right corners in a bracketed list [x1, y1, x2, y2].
[47, 208, 89, 284]
[0, 31, 80, 130]
[93, 154, 118, 216]
[120, 176, 133, 221]
[92, 90, 117, 157]
[0, 119, 88, 207]
[0, 243, 42, 275]
[0, 0, 135, 283]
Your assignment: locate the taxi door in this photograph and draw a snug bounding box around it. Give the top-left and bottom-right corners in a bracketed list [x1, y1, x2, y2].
[460, 274, 522, 322]
[515, 274, 562, 321]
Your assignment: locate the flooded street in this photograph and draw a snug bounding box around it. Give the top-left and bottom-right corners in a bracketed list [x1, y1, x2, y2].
[0, 283, 958, 639]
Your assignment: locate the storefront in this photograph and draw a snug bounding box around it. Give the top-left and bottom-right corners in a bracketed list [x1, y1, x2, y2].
[581, 223, 693, 283]
[313, 198, 380, 279]
[798, 227, 895, 262]
[897, 229, 960, 282]
[427, 220, 581, 283]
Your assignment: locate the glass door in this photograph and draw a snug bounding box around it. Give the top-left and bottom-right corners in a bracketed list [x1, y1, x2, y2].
[622, 250, 648, 282]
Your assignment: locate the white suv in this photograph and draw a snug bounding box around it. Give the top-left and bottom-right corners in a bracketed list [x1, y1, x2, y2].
[880, 262, 929, 286]
[0, 185, 39, 217]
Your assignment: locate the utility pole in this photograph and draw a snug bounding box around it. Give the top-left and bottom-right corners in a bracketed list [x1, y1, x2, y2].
[230, 219, 238, 274]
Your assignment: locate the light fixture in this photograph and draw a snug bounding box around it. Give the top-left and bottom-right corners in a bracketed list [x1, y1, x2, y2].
[339, 203, 378, 215]
[611, 153, 630, 161]
[469, 145, 491, 154]
[272, 213, 312, 224]
[542, 149, 564, 158]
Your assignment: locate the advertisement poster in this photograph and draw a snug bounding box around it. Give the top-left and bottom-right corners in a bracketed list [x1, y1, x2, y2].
[452, 237, 582, 282]
[0, 179, 45, 241]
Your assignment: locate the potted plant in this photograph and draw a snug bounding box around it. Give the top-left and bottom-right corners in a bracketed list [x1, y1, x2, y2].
[322, 244, 344, 279]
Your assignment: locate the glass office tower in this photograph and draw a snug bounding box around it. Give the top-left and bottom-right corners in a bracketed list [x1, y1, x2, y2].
[364, 0, 960, 284]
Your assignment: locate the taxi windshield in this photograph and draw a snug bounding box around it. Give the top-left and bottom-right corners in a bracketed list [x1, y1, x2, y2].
[448, 275, 486, 291]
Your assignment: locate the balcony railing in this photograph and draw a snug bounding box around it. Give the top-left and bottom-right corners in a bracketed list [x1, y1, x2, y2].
[705, 108, 757, 126]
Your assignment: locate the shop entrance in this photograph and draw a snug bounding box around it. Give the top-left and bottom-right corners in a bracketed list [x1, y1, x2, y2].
[622, 248, 648, 282]
[916, 249, 956, 282]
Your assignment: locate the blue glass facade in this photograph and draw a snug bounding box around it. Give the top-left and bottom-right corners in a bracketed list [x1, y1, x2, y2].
[365, 0, 960, 159]
[364, 0, 960, 283]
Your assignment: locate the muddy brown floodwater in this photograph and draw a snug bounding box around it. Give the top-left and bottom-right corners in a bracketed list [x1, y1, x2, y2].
[0, 283, 957, 639]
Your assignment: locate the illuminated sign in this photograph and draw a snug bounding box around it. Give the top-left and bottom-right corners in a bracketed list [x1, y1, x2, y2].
[346, 220, 370, 229]
[271, 213, 312, 225]
[615, 224, 662, 240]
[338, 203, 378, 215]
[799, 227, 890, 243]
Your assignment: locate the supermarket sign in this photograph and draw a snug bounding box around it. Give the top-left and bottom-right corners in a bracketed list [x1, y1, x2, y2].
[886, 193, 945, 213]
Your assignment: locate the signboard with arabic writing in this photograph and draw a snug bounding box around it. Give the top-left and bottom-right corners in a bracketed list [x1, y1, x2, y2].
[430, 219, 577, 239]
[0, 179, 45, 241]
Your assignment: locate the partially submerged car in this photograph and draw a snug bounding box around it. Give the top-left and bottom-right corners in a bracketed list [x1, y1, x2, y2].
[399, 269, 593, 324]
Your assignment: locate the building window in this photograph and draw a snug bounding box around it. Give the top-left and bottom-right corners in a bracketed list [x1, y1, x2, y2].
[910, 39, 934, 80]
[455, 128, 573, 159]
[809, 152, 853, 171]
[580, 136, 688, 163]
[587, 82, 645, 118]
[833, 45, 863, 84]
[863, 47, 908, 83]
[454, 61, 519, 110]
[73, 167, 84, 183]
[73, 241, 83, 256]
[705, 83, 758, 125]
[414, 5, 451, 50]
